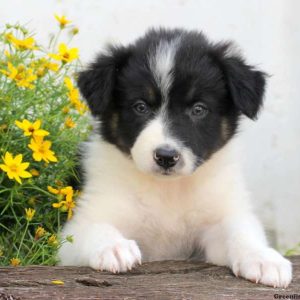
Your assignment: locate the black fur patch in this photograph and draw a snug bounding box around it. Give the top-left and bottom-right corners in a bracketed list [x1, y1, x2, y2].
[78, 28, 266, 163]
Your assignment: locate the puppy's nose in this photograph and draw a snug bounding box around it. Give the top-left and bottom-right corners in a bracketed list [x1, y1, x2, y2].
[153, 147, 180, 169]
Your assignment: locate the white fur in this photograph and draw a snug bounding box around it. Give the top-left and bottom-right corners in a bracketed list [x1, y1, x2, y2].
[131, 116, 196, 176]
[59, 135, 292, 287]
[149, 38, 180, 102]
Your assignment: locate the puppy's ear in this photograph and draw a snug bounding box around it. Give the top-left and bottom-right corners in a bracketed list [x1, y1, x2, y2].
[78, 46, 131, 116]
[216, 45, 267, 120]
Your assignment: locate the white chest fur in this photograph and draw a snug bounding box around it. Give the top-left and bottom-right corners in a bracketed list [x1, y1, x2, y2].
[76, 136, 250, 261]
[59, 136, 292, 288]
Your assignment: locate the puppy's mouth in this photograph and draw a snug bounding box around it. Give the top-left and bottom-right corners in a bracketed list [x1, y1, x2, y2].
[152, 166, 180, 177]
[159, 168, 176, 176]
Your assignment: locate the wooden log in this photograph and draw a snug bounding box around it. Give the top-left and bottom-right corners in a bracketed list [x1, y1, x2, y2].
[0, 256, 299, 300]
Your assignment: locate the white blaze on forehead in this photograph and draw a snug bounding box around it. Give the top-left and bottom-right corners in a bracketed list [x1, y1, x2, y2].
[149, 38, 181, 101]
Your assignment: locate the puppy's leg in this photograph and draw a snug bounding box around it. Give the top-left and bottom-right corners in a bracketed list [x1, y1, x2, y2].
[58, 221, 141, 272]
[201, 214, 292, 288]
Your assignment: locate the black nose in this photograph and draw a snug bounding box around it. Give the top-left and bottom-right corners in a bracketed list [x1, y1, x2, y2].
[153, 147, 180, 169]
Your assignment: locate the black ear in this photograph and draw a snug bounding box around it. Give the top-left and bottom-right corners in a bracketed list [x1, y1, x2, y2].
[78, 46, 131, 116]
[216, 45, 267, 120]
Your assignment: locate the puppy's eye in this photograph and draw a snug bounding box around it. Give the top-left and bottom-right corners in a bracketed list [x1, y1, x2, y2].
[191, 103, 208, 118]
[133, 101, 149, 115]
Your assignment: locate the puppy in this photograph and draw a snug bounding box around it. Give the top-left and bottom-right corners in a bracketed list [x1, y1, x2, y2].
[58, 28, 292, 288]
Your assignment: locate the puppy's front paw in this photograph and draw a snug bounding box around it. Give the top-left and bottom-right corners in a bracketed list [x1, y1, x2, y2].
[89, 239, 142, 273]
[232, 247, 292, 288]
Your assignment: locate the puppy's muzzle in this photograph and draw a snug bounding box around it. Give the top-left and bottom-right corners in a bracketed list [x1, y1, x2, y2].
[153, 146, 180, 169]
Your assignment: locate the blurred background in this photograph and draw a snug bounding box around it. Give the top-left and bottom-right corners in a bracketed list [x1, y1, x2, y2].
[1, 0, 299, 251]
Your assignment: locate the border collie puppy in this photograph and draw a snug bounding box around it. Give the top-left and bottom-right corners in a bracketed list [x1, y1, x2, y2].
[58, 28, 292, 287]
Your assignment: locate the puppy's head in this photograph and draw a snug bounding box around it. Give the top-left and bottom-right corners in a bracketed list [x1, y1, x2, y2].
[78, 28, 266, 177]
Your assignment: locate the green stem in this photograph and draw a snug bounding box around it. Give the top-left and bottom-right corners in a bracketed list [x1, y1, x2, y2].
[22, 185, 55, 198]
[51, 29, 62, 52]
[0, 222, 14, 233]
[16, 221, 29, 258]
[1, 190, 14, 216]
[0, 188, 11, 194]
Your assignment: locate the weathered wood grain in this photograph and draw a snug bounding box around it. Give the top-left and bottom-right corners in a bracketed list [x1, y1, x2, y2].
[0, 256, 299, 300]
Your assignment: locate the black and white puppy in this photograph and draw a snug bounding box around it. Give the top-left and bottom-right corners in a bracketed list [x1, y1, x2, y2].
[59, 28, 292, 287]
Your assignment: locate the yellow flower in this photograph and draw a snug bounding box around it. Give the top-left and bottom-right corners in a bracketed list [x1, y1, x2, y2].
[10, 258, 21, 267]
[49, 43, 79, 64]
[48, 185, 73, 199]
[64, 77, 74, 90]
[31, 58, 59, 76]
[48, 234, 58, 246]
[36, 67, 46, 77]
[25, 208, 35, 221]
[66, 235, 74, 243]
[51, 280, 64, 285]
[0, 152, 32, 184]
[28, 197, 37, 206]
[28, 136, 58, 163]
[64, 117, 76, 128]
[71, 27, 79, 35]
[1, 62, 37, 89]
[74, 101, 89, 115]
[4, 50, 11, 58]
[5, 33, 38, 51]
[64, 77, 79, 103]
[0, 124, 8, 131]
[51, 186, 76, 220]
[54, 14, 71, 28]
[64, 77, 88, 114]
[68, 88, 80, 104]
[15, 119, 49, 137]
[29, 168, 40, 176]
[62, 106, 70, 114]
[48, 185, 62, 195]
[48, 185, 77, 218]
[35, 226, 46, 239]
[44, 61, 59, 72]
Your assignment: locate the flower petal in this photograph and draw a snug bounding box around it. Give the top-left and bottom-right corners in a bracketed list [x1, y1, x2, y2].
[49, 54, 60, 61]
[43, 140, 52, 148]
[33, 120, 41, 129]
[48, 186, 59, 194]
[20, 162, 29, 169]
[34, 129, 49, 136]
[19, 171, 32, 178]
[23, 119, 31, 127]
[59, 43, 67, 54]
[33, 152, 42, 161]
[14, 154, 23, 165]
[4, 152, 13, 165]
[6, 171, 14, 179]
[15, 120, 24, 130]
[0, 164, 9, 172]
[14, 175, 22, 184]
[48, 153, 58, 162]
